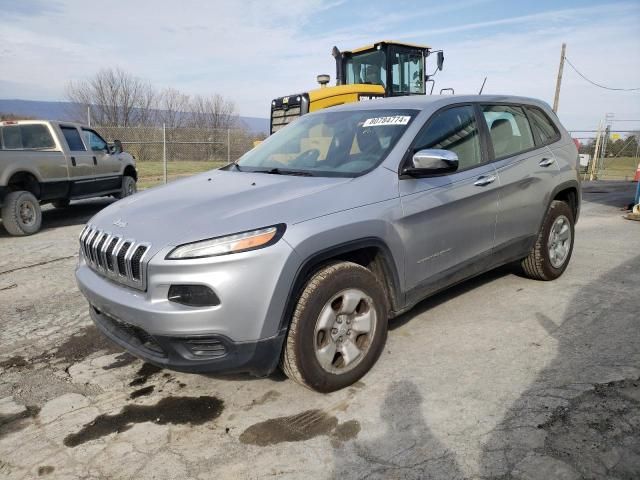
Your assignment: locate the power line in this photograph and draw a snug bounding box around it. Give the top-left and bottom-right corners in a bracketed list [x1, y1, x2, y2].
[564, 56, 640, 91]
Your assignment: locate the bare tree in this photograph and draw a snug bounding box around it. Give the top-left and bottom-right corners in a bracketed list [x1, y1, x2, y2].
[158, 88, 191, 128]
[66, 68, 157, 127]
[188, 94, 238, 129]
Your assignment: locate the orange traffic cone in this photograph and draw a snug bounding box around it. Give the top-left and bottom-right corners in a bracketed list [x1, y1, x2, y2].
[634, 160, 640, 182]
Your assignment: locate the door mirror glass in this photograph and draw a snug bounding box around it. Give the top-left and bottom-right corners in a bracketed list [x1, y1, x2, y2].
[437, 51, 444, 71]
[406, 149, 458, 176]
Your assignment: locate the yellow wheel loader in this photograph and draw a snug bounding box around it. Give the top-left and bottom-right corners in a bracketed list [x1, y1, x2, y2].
[270, 41, 444, 134]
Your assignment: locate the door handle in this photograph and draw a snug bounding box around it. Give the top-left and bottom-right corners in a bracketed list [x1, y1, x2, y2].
[93, 156, 97, 165]
[71, 156, 76, 167]
[539, 157, 555, 167]
[474, 174, 496, 186]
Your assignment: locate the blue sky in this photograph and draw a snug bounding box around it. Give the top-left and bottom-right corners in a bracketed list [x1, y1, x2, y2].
[1, 0, 639, 131]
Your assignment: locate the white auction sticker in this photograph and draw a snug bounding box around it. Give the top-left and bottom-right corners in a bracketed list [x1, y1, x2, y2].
[362, 116, 411, 127]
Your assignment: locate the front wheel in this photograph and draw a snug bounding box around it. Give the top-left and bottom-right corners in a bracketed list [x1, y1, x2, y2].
[1, 190, 42, 236]
[521, 200, 575, 280]
[281, 262, 388, 392]
[115, 175, 137, 199]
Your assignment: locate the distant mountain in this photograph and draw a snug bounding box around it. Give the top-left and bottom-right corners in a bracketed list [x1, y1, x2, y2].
[0, 99, 269, 135]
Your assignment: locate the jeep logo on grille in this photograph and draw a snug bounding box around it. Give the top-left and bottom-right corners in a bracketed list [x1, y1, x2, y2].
[113, 218, 127, 228]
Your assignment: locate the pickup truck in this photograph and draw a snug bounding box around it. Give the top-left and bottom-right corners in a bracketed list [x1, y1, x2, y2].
[0, 120, 137, 236]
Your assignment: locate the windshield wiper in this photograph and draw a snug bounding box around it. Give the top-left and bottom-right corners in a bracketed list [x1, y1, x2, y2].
[257, 168, 314, 177]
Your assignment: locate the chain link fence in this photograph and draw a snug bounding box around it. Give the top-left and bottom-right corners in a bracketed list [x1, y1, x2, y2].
[570, 129, 639, 181]
[96, 126, 257, 188]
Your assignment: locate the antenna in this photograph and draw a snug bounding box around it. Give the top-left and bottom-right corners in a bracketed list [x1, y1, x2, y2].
[478, 77, 487, 95]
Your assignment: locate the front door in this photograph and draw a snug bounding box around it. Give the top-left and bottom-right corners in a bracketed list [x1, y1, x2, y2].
[398, 105, 499, 301]
[82, 128, 122, 191]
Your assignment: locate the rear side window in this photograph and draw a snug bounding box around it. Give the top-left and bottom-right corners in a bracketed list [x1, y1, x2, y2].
[60, 126, 86, 151]
[526, 107, 560, 145]
[482, 105, 535, 159]
[0, 124, 55, 150]
[413, 105, 483, 171]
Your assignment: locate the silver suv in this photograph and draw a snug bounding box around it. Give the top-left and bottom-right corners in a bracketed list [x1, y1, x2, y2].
[76, 95, 580, 392]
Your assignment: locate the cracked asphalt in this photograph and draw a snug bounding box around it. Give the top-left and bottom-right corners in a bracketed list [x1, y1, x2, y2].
[0, 181, 639, 479]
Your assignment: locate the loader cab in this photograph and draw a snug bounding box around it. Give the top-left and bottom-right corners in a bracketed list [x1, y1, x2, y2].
[338, 41, 433, 96]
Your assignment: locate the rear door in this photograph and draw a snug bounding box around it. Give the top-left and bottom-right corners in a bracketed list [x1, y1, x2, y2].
[479, 104, 559, 261]
[398, 104, 499, 302]
[60, 125, 94, 179]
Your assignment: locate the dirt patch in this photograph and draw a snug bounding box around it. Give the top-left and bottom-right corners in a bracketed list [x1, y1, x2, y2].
[0, 356, 31, 371]
[239, 409, 360, 446]
[129, 363, 162, 387]
[37, 465, 55, 476]
[129, 385, 154, 399]
[54, 325, 120, 364]
[537, 377, 640, 479]
[0, 405, 40, 436]
[63, 396, 224, 448]
[102, 353, 136, 370]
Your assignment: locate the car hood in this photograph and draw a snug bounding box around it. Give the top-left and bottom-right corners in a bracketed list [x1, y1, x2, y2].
[88, 169, 358, 248]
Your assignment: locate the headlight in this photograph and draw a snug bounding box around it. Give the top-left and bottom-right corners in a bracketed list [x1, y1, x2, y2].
[166, 224, 285, 260]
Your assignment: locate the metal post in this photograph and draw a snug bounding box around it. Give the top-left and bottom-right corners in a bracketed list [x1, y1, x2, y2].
[227, 128, 231, 164]
[552, 43, 566, 113]
[87, 106, 91, 127]
[589, 121, 603, 181]
[163, 123, 167, 184]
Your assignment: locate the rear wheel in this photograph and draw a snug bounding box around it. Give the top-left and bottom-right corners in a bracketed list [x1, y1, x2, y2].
[281, 262, 388, 392]
[115, 175, 137, 199]
[521, 200, 574, 280]
[1, 190, 42, 236]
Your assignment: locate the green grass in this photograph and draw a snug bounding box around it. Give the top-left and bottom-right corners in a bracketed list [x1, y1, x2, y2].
[594, 156, 639, 181]
[137, 161, 226, 189]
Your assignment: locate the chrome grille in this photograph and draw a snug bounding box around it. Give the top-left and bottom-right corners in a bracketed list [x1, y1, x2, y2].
[79, 225, 151, 291]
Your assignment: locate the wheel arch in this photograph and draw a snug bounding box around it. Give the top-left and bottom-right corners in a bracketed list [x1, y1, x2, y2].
[277, 237, 404, 333]
[123, 164, 138, 181]
[7, 170, 41, 198]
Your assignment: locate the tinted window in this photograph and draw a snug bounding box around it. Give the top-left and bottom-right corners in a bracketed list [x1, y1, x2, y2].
[82, 129, 108, 152]
[413, 105, 483, 170]
[482, 105, 535, 158]
[0, 124, 55, 150]
[527, 107, 560, 145]
[61, 126, 86, 151]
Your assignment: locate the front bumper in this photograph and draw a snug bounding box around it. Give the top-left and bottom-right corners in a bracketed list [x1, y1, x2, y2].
[90, 306, 285, 375]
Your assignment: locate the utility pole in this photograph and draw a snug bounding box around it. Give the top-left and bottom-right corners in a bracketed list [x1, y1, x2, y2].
[589, 120, 603, 181]
[552, 43, 566, 113]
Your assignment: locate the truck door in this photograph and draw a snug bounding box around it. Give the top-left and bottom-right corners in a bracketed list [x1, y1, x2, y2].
[60, 125, 96, 192]
[81, 128, 122, 192]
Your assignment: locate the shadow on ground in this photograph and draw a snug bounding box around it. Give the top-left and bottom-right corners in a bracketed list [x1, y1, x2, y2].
[479, 255, 640, 479]
[582, 181, 637, 208]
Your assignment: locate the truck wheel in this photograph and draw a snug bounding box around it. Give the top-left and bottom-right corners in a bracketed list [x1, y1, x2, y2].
[281, 261, 388, 392]
[115, 176, 137, 199]
[521, 200, 574, 280]
[52, 199, 70, 209]
[1, 190, 42, 236]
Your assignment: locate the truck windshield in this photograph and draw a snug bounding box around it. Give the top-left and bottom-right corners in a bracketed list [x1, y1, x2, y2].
[236, 109, 417, 177]
[345, 50, 386, 87]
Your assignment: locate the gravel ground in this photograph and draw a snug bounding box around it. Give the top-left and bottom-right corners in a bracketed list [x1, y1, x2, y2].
[0, 181, 638, 479]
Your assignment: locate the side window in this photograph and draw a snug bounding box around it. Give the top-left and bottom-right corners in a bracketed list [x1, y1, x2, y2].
[482, 105, 535, 158]
[0, 125, 55, 150]
[60, 126, 86, 152]
[82, 129, 108, 152]
[526, 107, 560, 145]
[413, 105, 483, 170]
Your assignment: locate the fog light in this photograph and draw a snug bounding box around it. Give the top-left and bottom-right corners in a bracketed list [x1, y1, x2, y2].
[168, 285, 220, 307]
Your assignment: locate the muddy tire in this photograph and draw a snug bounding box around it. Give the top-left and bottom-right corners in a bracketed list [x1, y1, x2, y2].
[281, 261, 388, 393]
[521, 200, 574, 281]
[115, 175, 136, 199]
[1, 190, 42, 236]
[52, 198, 70, 209]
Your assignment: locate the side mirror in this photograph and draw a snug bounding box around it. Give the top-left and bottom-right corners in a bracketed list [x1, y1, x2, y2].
[112, 139, 123, 154]
[437, 51, 444, 71]
[404, 149, 458, 177]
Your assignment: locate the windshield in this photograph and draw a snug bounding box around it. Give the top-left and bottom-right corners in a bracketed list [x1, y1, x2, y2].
[236, 109, 418, 177]
[345, 50, 386, 87]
